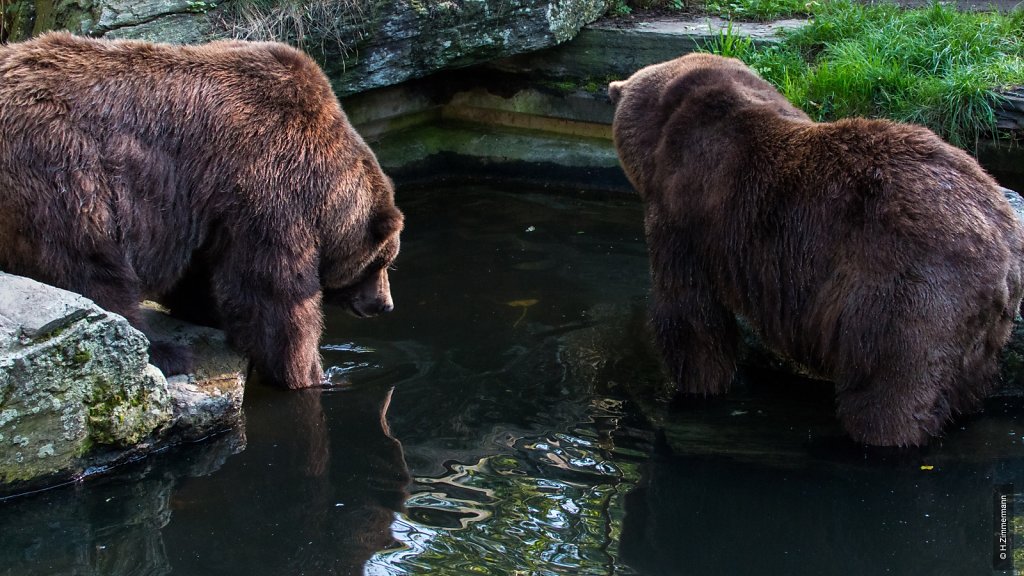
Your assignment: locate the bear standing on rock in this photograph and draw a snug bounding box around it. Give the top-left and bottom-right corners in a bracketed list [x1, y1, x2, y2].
[609, 53, 1024, 446]
[0, 32, 403, 389]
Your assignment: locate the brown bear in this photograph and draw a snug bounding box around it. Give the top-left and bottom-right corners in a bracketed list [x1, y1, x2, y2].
[609, 53, 1024, 446]
[0, 32, 403, 389]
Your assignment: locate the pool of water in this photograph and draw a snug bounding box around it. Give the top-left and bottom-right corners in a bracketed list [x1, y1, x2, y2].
[3, 182, 1024, 575]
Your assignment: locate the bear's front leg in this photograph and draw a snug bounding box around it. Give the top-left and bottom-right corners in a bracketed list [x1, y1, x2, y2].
[213, 262, 326, 389]
[256, 295, 325, 389]
[650, 269, 739, 397]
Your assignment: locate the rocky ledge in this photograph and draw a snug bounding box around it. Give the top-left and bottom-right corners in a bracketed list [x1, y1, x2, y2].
[4, 0, 612, 96]
[0, 272, 245, 497]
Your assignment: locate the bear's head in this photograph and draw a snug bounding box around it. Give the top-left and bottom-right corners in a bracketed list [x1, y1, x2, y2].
[608, 52, 808, 195]
[320, 156, 404, 319]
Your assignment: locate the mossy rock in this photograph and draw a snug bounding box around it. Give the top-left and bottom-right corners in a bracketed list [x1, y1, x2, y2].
[0, 273, 173, 487]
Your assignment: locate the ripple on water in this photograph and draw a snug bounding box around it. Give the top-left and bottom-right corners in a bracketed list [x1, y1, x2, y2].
[368, 400, 647, 575]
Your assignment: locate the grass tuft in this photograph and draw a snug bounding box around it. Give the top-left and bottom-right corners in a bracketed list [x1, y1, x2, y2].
[706, 0, 813, 21]
[215, 0, 379, 57]
[703, 20, 755, 56]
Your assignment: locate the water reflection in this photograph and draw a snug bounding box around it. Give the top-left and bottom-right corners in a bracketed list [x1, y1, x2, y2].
[620, 451, 1022, 575]
[162, 384, 410, 575]
[0, 428, 244, 576]
[0, 383, 409, 576]
[373, 398, 650, 575]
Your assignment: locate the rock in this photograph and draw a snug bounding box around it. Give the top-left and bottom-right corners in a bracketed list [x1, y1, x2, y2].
[369, 121, 627, 192]
[0, 273, 246, 496]
[314, 0, 614, 96]
[492, 16, 805, 84]
[0, 273, 172, 486]
[996, 188, 1024, 394]
[142, 306, 247, 442]
[9, 0, 612, 96]
[996, 87, 1024, 131]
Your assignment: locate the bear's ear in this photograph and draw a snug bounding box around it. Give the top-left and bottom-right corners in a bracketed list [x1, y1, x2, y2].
[372, 205, 404, 242]
[608, 81, 625, 105]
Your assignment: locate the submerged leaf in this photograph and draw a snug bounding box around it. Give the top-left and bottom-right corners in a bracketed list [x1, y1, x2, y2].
[507, 299, 539, 328]
[506, 299, 539, 308]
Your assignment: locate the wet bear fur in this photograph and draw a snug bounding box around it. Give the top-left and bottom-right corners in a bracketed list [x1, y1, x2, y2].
[609, 53, 1024, 446]
[0, 32, 403, 389]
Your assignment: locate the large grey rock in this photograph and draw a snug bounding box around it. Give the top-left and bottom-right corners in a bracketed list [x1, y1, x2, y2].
[315, 0, 614, 96]
[492, 16, 805, 83]
[11, 0, 612, 96]
[0, 273, 171, 485]
[0, 273, 246, 494]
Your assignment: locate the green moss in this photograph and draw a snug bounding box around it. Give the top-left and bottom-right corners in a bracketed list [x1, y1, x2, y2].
[85, 375, 155, 447]
[543, 80, 580, 93]
[2, 0, 32, 42]
[540, 75, 621, 95]
[75, 435, 95, 457]
[22, 0, 97, 36]
[1013, 515, 1024, 569]
[30, 325, 66, 345]
[72, 349, 91, 365]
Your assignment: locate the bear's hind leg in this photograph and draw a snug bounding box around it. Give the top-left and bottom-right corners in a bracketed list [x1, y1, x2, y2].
[147, 339, 195, 376]
[835, 366, 949, 447]
[57, 246, 194, 377]
[833, 321, 969, 447]
[837, 268, 1022, 447]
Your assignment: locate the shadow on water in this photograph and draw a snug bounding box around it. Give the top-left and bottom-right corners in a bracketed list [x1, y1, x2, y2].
[619, 450, 1019, 575]
[3, 183, 1024, 574]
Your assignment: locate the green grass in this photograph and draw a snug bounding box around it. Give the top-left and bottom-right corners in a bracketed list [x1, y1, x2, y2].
[701, 1, 1024, 149]
[606, 0, 690, 16]
[706, 0, 813, 21]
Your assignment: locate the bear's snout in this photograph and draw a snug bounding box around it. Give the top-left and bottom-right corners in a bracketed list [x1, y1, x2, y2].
[336, 267, 394, 318]
[350, 293, 394, 318]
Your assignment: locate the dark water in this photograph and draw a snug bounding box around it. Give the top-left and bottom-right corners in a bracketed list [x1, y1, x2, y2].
[3, 181, 1024, 575]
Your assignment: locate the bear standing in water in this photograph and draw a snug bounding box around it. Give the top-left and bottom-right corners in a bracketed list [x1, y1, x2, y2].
[0, 32, 403, 389]
[609, 52, 1024, 446]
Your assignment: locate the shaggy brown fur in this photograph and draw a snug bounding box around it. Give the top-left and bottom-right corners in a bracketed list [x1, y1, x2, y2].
[0, 32, 403, 389]
[609, 53, 1024, 446]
